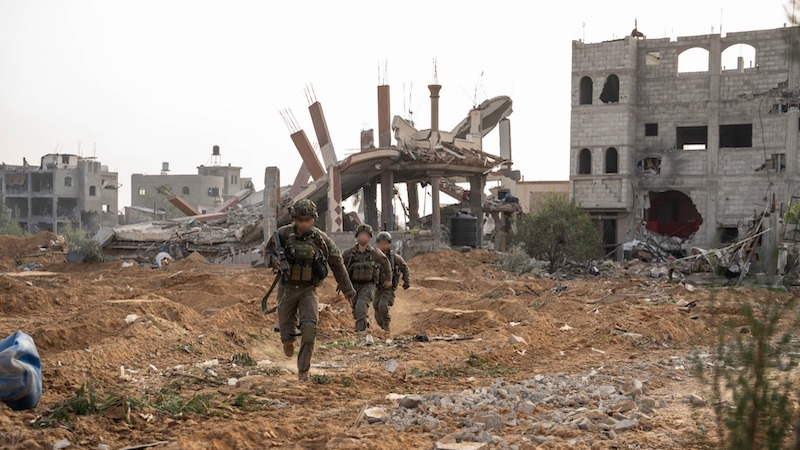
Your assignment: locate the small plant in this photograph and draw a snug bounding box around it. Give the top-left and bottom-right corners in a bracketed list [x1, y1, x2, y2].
[231, 352, 256, 367]
[0, 199, 26, 236]
[501, 245, 534, 275]
[311, 374, 332, 385]
[62, 224, 104, 262]
[151, 389, 213, 416]
[231, 392, 264, 412]
[340, 376, 353, 387]
[39, 381, 141, 427]
[324, 339, 354, 350]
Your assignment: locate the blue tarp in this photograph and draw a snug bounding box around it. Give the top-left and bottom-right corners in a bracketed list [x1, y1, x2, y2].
[0, 331, 42, 410]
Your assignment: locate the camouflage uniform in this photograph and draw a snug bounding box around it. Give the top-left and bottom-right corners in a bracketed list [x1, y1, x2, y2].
[264, 224, 354, 380]
[341, 243, 391, 332]
[374, 248, 410, 332]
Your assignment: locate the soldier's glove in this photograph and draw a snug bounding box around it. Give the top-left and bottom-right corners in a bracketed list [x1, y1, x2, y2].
[402, 282, 410, 290]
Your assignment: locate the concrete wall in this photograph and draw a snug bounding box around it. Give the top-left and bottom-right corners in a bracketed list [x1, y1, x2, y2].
[514, 181, 570, 213]
[570, 27, 800, 248]
[130, 174, 226, 220]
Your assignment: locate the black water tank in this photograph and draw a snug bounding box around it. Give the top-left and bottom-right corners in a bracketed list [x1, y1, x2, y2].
[450, 212, 478, 247]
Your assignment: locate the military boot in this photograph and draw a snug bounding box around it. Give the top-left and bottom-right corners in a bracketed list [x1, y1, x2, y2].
[298, 371, 308, 382]
[283, 341, 294, 357]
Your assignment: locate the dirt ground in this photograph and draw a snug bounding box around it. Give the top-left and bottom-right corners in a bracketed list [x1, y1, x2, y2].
[0, 233, 795, 449]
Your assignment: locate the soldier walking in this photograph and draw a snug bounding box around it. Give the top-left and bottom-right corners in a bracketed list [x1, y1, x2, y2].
[264, 199, 356, 381]
[374, 231, 410, 333]
[341, 224, 391, 332]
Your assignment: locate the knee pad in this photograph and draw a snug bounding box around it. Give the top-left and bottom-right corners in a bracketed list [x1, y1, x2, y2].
[300, 321, 317, 345]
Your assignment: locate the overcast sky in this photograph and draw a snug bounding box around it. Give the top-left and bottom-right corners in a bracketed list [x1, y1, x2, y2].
[0, 0, 793, 211]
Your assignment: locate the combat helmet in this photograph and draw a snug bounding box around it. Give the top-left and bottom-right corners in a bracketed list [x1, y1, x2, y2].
[289, 199, 318, 219]
[376, 231, 392, 242]
[355, 224, 373, 238]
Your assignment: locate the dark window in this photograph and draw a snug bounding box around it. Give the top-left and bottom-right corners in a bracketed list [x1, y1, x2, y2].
[676, 126, 708, 150]
[61, 155, 69, 164]
[578, 148, 592, 175]
[605, 148, 619, 174]
[719, 227, 738, 244]
[138, 187, 146, 196]
[600, 74, 620, 103]
[207, 187, 220, 197]
[771, 153, 786, 173]
[645, 123, 658, 136]
[719, 124, 752, 148]
[579, 77, 593, 105]
[64, 176, 72, 187]
[182, 186, 190, 195]
[638, 157, 662, 174]
[89, 186, 96, 196]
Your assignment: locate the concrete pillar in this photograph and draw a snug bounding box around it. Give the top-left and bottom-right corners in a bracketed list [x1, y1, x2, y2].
[406, 182, 420, 228]
[704, 35, 722, 246]
[263, 167, 280, 243]
[289, 164, 311, 199]
[431, 176, 441, 237]
[499, 118, 511, 168]
[469, 174, 485, 247]
[308, 102, 338, 168]
[428, 85, 442, 132]
[363, 181, 378, 229]
[326, 165, 343, 232]
[290, 130, 325, 181]
[377, 85, 391, 148]
[361, 129, 375, 151]
[787, 110, 799, 176]
[380, 171, 394, 231]
[27, 172, 32, 233]
[52, 197, 57, 235]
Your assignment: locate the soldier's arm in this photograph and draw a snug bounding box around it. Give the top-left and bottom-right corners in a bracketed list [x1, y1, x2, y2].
[374, 249, 392, 284]
[324, 236, 355, 294]
[395, 254, 410, 285]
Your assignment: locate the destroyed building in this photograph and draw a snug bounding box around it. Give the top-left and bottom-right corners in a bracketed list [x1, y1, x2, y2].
[570, 26, 800, 256]
[128, 145, 252, 223]
[0, 154, 119, 233]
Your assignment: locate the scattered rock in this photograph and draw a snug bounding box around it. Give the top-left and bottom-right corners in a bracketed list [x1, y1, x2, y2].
[559, 324, 573, 332]
[517, 401, 536, 415]
[473, 412, 503, 431]
[576, 417, 592, 430]
[97, 445, 110, 450]
[590, 385, 617, 398]
[364, 335, 375, 345]
[399, 395, 423, 409]
[420, 415, 440, 431]
[227, 378, 238, 386]
[125, 314, 138, 324]
[613, 419, 638, 432]
[614, 400, 637, 413]
[435, 442, 486, 450]
[688, 394, 707, 407]
[476, 430, 493, 443]
[53, 440, 71, 449]
[508, 334, 528, 345]
[684, 283, 696, 292]
[364, 407, 387, 424]
[382, 359, 398, 373]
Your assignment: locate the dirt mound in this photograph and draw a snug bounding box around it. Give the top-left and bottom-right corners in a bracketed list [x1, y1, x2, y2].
[408, 306, 504, 336]
[170, 251, 210, 270]
[0, 232, 59, 271]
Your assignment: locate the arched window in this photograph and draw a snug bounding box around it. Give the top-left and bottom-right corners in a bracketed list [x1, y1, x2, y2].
[89, 186, 96, 196]
[182, 186, 190, 195]
[605, 148, 619, 174]
[578, 148, 592, 175]
[579, 76, 593, 105]
[678, 47, 710, 73]
[721, 43, 756, 72]
[64, 176, 72, 187]
[600, 74, 620, 103]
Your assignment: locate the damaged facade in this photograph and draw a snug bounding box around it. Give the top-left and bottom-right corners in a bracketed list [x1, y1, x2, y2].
[0, 154, 119, 233]
[571, 27, 800, 255]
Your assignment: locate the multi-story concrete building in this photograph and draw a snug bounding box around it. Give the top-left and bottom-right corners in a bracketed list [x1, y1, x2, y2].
[129, 146, 252, 222]
[0, 154, 119, 233]
[570, 26, 800, 255]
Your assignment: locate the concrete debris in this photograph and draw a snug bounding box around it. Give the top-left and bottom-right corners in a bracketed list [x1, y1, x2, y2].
[688, 394, 707, 407]
[125, 314, 138, 324]
[473, 412, 503, 431]
[155, 252, 174, 268]
[363, 407, 387, 424]
[399, 395, 424, 409]
[52, 439, 71, 449]
[435, 442, 486, 450]
[508, 334, 528, 345]
[382, 359, 398, 373]
[121, 261, 135, 268]
[559, 324, 573, 332]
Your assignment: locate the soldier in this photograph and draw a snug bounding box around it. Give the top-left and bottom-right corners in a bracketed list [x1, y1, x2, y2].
[264, 199, 356, 381]
[341, 224, 391, 332]
[374, 231, 410, 333]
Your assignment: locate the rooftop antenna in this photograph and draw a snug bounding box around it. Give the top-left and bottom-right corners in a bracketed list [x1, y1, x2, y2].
[582, 21, 586, 42]
[77, 140, 81, 156]
[473, 70, 484, 108]
[720, 8, 724, 35]
[432, 58, 438, 84]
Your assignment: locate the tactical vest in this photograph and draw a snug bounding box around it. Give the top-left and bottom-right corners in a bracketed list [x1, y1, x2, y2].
[285, 233, 320, 284]
[349, 249, 377, 283]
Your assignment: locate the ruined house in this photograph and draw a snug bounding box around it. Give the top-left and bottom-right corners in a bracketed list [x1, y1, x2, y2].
[570, 27, 800, 255]
[0, 154, 119, 233]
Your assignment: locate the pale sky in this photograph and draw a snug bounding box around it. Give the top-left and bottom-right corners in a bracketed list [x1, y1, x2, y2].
[0, 0, 793, 212]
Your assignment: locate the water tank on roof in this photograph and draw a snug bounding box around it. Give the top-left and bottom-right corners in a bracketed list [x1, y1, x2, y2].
[212, 145, 220, 156]
[450, 212, 478, 247]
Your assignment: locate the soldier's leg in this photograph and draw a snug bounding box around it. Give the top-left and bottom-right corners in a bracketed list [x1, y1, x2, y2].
[373, 289, 389, 330]
[354, 284, 374, 332]
[296, 285, 319, 380]
[383, 290, 394, 332]
[277, 284, 301, 356]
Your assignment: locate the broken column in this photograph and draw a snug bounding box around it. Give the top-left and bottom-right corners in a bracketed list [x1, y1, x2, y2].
[377, 84, 394, 230]
[380, 171, 394, 231]
[431, 175, 441, 238]
[363, 181, 378, 229]
[289, 164, 311, 199]
[263, 167, 280, 243]
[499, 118, 511, 169]
[469, 174, 484, 247]
[406, 182, 420, 228]
[361, 129, 375, 151]
[290, 130, 325, 181]
[326, 165, 343, 232]
[308, 101, 338, 169]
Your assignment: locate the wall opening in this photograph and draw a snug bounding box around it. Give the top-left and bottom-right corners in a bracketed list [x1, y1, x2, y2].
[678, 47, 710, 73]
[182, 186, 190, 195]
[64, 176, 72, 187]
[601, 218, 617, 257]
[207, 187, 220, 197]
[578, 148, 592, 174]
[757, 153, 786, 173]
[646, 51, 661, 65]
[645, 190, 703, 239]
[89, 186, 97, 196]
[721, 43, 756, 72]
[604, 148, 619, 174]
[102, 204, 110, 213]
[718, 227, 738, 244]
[599, 74, 620, 103]
[638, 157, 661, 174]
[719, 124, 752, 148]
[645, 123, 658, 136]
[579, 76, 593, 105]
[138, 187, 146, 196]
[676, 126, 708, 150]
